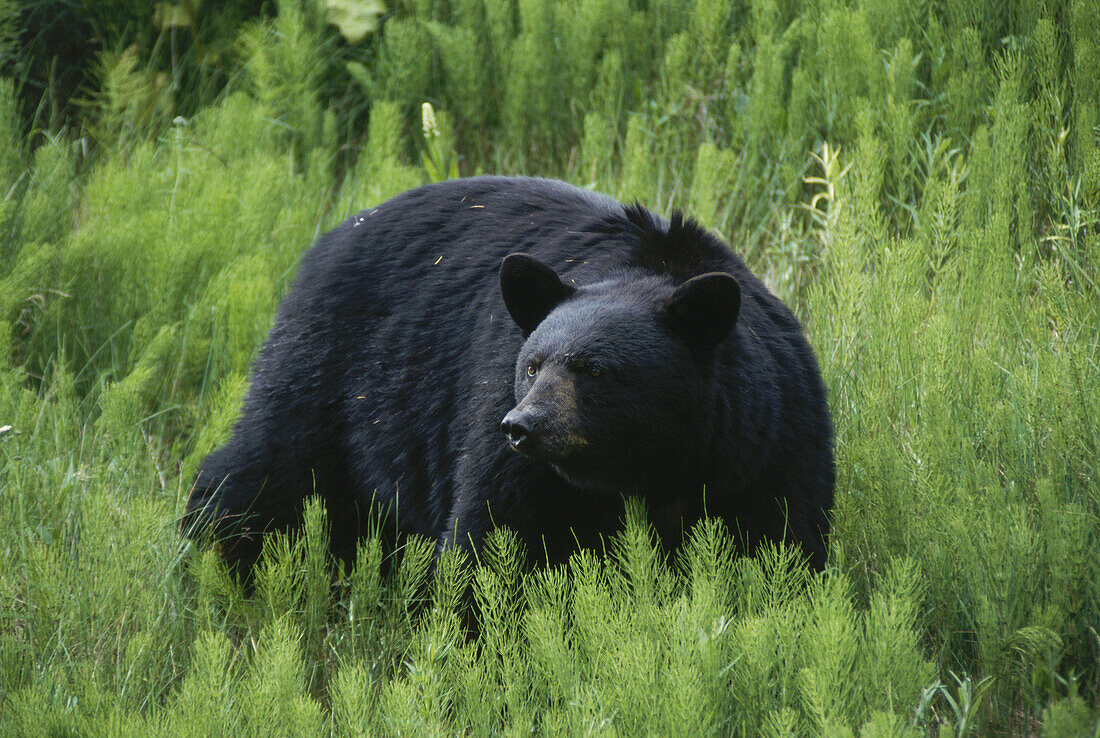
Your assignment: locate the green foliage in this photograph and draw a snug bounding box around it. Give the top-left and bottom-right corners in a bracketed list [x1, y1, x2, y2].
[1040, 683, 1100, 738]
[424, 18, 490, 128]
[85, 45, 174, 152]
[334, 99, 425, 220]
[347, 15, 435, 117]
[580, 111, 615, 186]
[239, 0, 329, 172]
[2, 0, 1100, 733]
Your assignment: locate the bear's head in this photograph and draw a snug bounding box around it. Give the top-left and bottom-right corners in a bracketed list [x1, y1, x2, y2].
[499, 252, 740, 495]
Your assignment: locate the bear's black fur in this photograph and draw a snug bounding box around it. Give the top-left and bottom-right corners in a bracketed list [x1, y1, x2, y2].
[184, 176, 834, 577]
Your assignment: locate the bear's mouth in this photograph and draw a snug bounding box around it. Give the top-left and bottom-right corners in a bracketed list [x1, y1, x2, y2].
[505, 437, 610, 492]
[505, 433, 559, 463]
[549, 462, 608, 492]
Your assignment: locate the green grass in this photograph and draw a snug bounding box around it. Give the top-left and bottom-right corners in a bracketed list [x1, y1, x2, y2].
[2, 0, 1099, 734]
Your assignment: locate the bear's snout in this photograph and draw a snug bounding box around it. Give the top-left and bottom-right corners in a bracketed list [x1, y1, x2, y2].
[501, 408, 536, 452]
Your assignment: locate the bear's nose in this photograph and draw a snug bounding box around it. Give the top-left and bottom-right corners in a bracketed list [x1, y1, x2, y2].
[501, 410, 534, 451]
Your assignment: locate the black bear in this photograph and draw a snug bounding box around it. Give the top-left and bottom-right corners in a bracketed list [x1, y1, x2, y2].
[184, 176, 834, 577]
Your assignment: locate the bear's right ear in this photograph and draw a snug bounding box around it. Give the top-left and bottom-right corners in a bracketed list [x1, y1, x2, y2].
[500, 253, 575, 336]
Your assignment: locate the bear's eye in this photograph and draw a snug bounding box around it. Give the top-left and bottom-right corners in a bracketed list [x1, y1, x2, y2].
[525, 363, 538, 378]
[586, 364, 602, 378]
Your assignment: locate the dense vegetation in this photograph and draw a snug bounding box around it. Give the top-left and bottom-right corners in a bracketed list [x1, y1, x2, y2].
[1, 0, 1098, 734]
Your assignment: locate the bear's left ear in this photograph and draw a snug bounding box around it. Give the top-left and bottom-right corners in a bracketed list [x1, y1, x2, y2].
[500, 253, 576, 336]
[664, 272, 741, 350]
